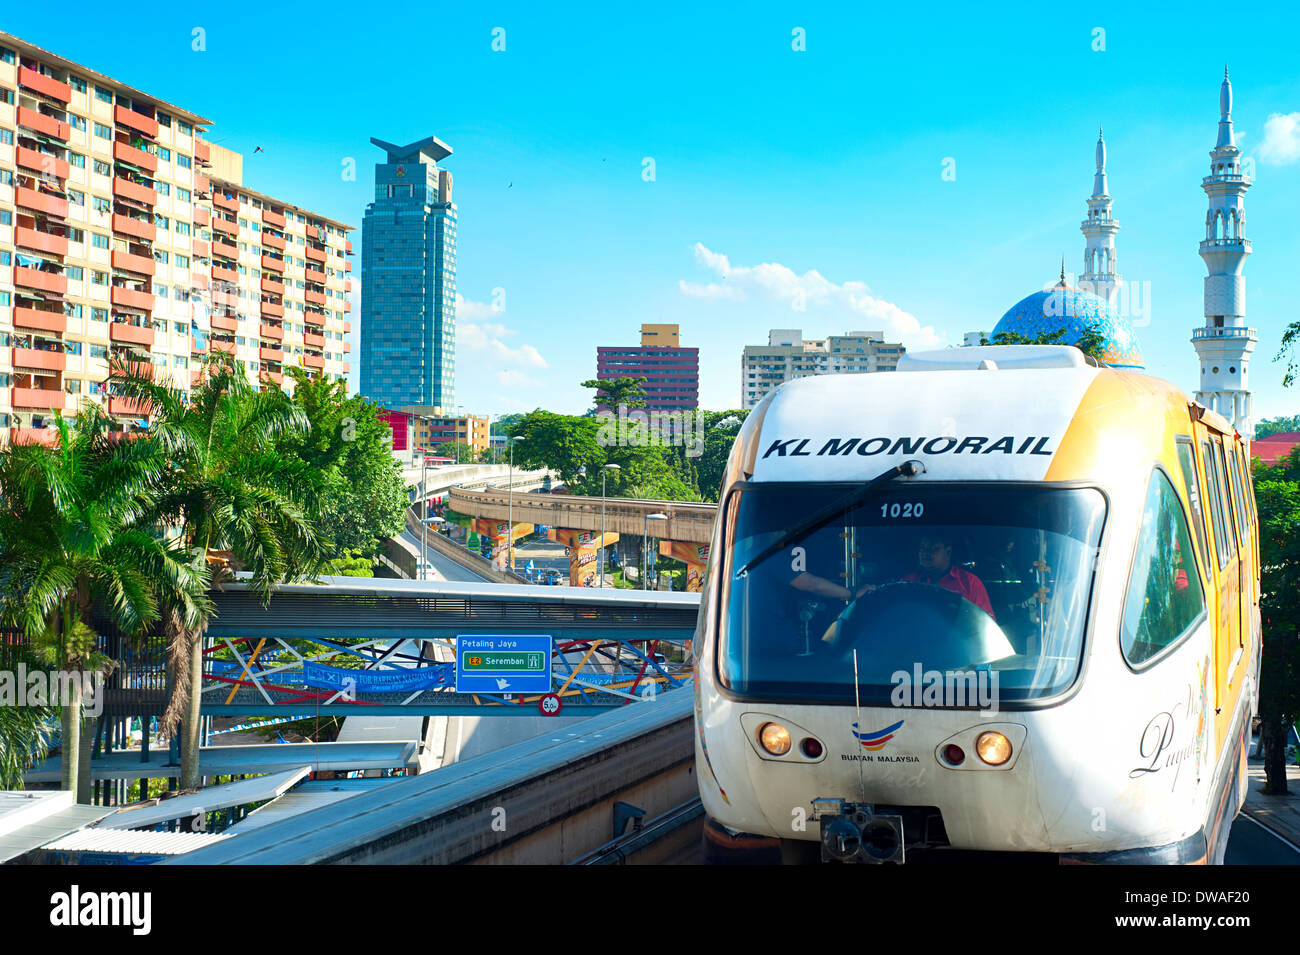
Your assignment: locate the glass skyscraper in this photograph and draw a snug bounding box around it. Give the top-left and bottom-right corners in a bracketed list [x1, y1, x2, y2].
[359, 135, 457, 410]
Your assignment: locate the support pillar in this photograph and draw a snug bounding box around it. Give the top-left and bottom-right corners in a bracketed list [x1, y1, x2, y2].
[658, 541, 711, 593]
[549, 529, 619, 587]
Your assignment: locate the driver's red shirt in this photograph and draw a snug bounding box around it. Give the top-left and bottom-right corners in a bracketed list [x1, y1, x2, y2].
[900, 566, 996, 620]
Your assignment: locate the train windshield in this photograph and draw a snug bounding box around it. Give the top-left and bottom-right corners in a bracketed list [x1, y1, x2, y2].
[719, 484, 1108, 705]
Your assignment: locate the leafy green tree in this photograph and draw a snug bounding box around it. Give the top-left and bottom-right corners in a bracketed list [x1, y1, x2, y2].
[432, 441, 476, 464]
[112, 352, 328, 790]
[0, 644, 57, 790]
[981, 323, 1108, 363]
[582, 376, 648, 411]
[0, 407, 206, 797]
[1252, 445, 1300, 794]
[1255, 416, 1300, 440]
[274, 370, 407, 559]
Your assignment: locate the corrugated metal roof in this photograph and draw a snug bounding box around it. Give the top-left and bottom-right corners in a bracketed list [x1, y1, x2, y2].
[40, 827, 232, 855]
[100, 767, 311, 830]
[227, 788, 364, 833]
[0, 801, 115, 863]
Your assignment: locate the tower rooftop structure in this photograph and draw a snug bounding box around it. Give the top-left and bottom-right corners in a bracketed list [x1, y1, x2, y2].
[1192, 68, 1255, 438]
[1080, 126, 1121, 307]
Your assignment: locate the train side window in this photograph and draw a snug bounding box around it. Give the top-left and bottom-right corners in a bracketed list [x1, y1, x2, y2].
[1201, 440, 1230, 570]
[1175, 439, 1210, 583]
[1215, 441, 1239, 557]
[1122, 470, 1207, 667]
[1227, 447, 1249, 538]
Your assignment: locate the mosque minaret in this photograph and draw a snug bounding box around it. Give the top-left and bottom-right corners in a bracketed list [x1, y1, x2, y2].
[1192, 67, 1256, 438]
[1080, 127, 1121, 307]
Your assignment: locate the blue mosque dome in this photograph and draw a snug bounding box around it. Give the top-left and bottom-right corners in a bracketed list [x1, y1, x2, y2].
[992, 276, 1144, 369]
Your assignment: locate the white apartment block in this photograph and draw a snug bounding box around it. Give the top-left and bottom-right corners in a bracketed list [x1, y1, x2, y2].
[740, 328, 904, 409]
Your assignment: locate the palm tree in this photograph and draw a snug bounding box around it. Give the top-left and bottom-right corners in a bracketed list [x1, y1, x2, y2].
[0, 408, 206, 797]
[0, 644, 57, 790]
[112, 352, 328, 789]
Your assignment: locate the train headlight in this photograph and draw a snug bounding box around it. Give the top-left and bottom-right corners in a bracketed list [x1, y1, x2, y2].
[758, 722, 792, 756]
[975, 731, 1012, 766]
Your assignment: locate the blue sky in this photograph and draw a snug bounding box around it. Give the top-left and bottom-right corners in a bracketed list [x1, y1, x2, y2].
[12, 3, 1300, 420]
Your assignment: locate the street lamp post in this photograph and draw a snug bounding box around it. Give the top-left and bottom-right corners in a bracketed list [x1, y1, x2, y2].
[601, 464, 620, 588]
[420, 455, 428, 581]
[643, 512, 668, 591]
[507, 436, 525, 573]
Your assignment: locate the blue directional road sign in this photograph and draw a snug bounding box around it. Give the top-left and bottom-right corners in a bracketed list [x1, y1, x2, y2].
[455, 634, 553, 694]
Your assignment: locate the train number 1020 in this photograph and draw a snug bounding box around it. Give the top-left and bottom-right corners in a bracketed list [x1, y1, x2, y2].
[880, 502, 924, 518]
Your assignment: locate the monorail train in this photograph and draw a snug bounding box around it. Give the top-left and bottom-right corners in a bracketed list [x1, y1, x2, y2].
[694, 345, 1261, 864]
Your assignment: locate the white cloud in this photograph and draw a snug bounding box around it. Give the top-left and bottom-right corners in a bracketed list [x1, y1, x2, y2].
[496, 369, 544, 388]
[678, 243, 942, 347]
[454, 294, 548, 368]
[1260, 112, 1300, 165]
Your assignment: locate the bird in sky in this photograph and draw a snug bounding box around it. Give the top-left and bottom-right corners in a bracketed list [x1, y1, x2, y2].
[253, 146, 264, 153]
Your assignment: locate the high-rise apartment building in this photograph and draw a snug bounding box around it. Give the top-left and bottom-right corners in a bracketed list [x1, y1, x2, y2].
[206, 145, 353, 394]
[0, 32, 353, 446]
[595, 323, 698, 411]
[359, 136, 457, 411]
[740, 328, 904, 409]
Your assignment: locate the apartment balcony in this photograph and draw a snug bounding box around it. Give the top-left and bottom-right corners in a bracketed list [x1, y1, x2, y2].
[260, 323, 284, 342]
[303, 354, 325, 371]
[114, 104, 158, 139]
[345, 261, 352, 273]
[192, 239, 210, 259]
[14, 266, 67, 296]
[12, 388, 66, 411]
[109, 322, 155, 347]
[18, 66, 72, 103]
[15, 227, 68, 258]
[193, 206, 210, 228]
[210, 288, 238, 309]
[9, 427, 60, 447]
[191, 369, 205, 387]
[113, 177, 157, 207]
[304, 331, 325, 348]
[262, 232, 287, 252]
[261, 255, 285, 274]
[212, 238, 239, 259]
[210, 339, 236, 355]
[346, 239, 353, 254]
[305, 266, 326, 283]
[211, 216, 238, 237]
[211, 265, 238, 285]
[305, 289, 326, 306]
[344, 300, 352, 313]
[113, 140, 158, 174]
[213, 193, 240, 214]
[344, 340, 352, 353]
[261, 276, 284, 294]
[210, 314, 238, 334]
[262, 208, 286, 229]
[16, 106, 70, 142]
[304, 310, 326, 328]
[16, 145, 70, 180]
[112, 212, 156, 243]
[112, 249, 156, 277]
[305, 246, 327, 263]
[261, 370, 284, 387]
[344, 321, 351, 334]
[194, 140, 210, 164]
[110, 285, 153, 311]
[13, 307, 67, 334]
[261, 300, 284, 319]
[108, 396, 151, 416]
[12, 347, 66, 374]
[259, 346, 284, 363]
[16, 185, 69, 219]
[193, 174, 210, 197]
[342, 362, 350, 374]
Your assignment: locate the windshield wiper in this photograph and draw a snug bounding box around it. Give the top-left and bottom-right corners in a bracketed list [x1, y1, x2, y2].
[734, 459, 926, 579]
